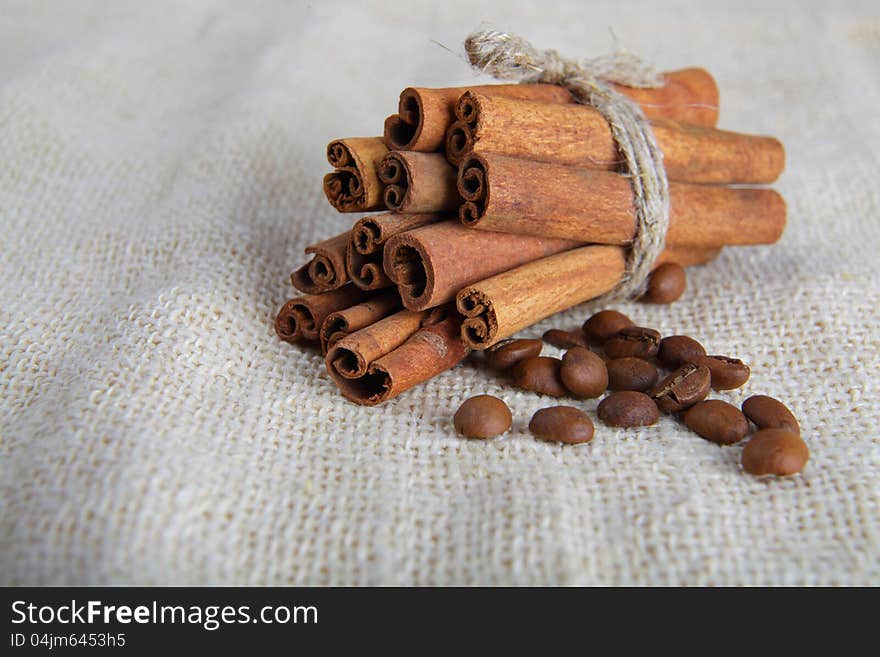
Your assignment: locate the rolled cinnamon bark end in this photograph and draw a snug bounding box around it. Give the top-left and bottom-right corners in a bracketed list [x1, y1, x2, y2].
[330, 315, 469, 406]
[274, 285, 370, 344]
[290, 231, 351, 294]
[377, 152, 460, 213]
[457, 245, 625, 350]
[318, 290, 402, 353]
[323, 138, 388, 212]
[459, 152, 786, 248]
[347, 212, 447, 291]
[383, 220, 579, 311]
[325, 308, 435, 381]
[448, 92, 782, 183]
[457, 152, 636, 244]
[384, 83, 575, 152]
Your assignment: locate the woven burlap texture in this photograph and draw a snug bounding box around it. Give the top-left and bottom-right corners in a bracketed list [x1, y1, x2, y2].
[2, 0, 879, 586]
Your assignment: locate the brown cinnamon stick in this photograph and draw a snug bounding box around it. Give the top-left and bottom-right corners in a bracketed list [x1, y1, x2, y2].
[327, 313, 468, 406]
[377, 152, 460, 213]
[458, 152, 786, 247]
[445, 91, 784, 183]
[383, 220, 579, 311]
[326, 308, 438, 380]
[274, 285, 370, 344]
[290, 231, 351, 294]
[318, 290, 402, 353]
[323, 138, 388, 212]
[347, 212, 446, 290]
[383, 68, 719, 152]
[457, 244, 716, 350]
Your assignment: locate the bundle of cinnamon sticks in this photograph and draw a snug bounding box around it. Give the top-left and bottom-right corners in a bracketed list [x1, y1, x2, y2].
[277, 68, 786, 405]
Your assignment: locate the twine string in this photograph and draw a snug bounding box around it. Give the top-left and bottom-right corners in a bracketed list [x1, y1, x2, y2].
[464, 29, 670, 300]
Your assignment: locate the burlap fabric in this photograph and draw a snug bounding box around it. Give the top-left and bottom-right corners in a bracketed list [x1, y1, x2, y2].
[2, 0, 878, 585]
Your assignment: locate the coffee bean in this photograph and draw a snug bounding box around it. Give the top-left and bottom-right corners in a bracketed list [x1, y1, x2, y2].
[485, 338, 543, 371]
[453, 395, 512, 438]
[604, 326, 661, 359]
[643, 262, 686, 304]
[741, 429, 809, 476]
[695, 355, 750, 390]
[512, 356, 567, 397]
[543, 328, 588, 349]
[606, 357, 658, 392]
[529, 406, 595, 444]
[742, 395, 800, 434]
[559, 347, 608, 398]
[649, 363, 711, 412]
[657, 335, 706, 369]
[582, 310, 634, 344]
[682, 400, 750, 445]
[597, 391, 659, 427]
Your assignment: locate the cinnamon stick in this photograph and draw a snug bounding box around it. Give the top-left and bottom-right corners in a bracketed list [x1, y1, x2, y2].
[377, 152, 459, 213]
[325, 306, 446, 380]
[457, 152, 786, 247]
[323, 138, 388, 212]
[318, 290, 402, 353]
[383, 220, 579, 311]
[274, 285, 370, 344]
[347, 212, 446, 290]
[445, 91, 784, 183]
[326, 313, 468, 406]
[457, 244, 717, 350]
[384, 68, 719, 152]
[290, 231, 351, 294]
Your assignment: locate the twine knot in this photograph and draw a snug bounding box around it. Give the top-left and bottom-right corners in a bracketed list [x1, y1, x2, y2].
[464, 29, 670, 301]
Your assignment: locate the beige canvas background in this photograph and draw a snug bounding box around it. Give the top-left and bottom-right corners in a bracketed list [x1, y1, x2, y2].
[1, 0, 878, 586]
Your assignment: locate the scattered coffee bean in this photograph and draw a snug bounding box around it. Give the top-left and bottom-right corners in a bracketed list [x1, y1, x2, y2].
[529, 406, 595, 444]
[485, 338, 543, 371]
[741, 429, 809, 476]
[597, 391, 659, 427]
[604, 326, 661, 359]
[695, 355, 750, 390]
[606, 357, 658, 392]
[582, 310, 634, 344]
[649, 363, 711, 412]
[559, 347, 608, 398]
[643, 262, 686, 304]
[742, 395, 800, 434]
[657, 335, 706, 369]
[542, 328, 588, 349]
[682, 400, 750, 445]
[512, 356, 568, 397]
[453, 395, 512, 438]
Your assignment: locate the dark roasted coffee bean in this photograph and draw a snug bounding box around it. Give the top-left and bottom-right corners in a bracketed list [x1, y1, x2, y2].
[454, 395, 512, 438]
[695, 355, 750, 390]
[529, 406, 595, 444]
[543, 328, 588, 349]
[485, 338, 543, 371]
[597, 391, 659, 427]
[606, 357, 658, 392]
[512, 356, 567, 397]
[741, 429, 809, 476]
[649, 363, 711, 412]
[683, 400, 750, 445]
[604, 326, 661, 359]
[559, 347, 608, 399]
[742, 395, 800, 434]
[643, 262, 686, 304]
[658, 335, 706, 369]
[582, 310, 634, 345]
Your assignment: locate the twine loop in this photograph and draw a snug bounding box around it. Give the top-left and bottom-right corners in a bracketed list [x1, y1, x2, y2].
[464, 29, 670, 300]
